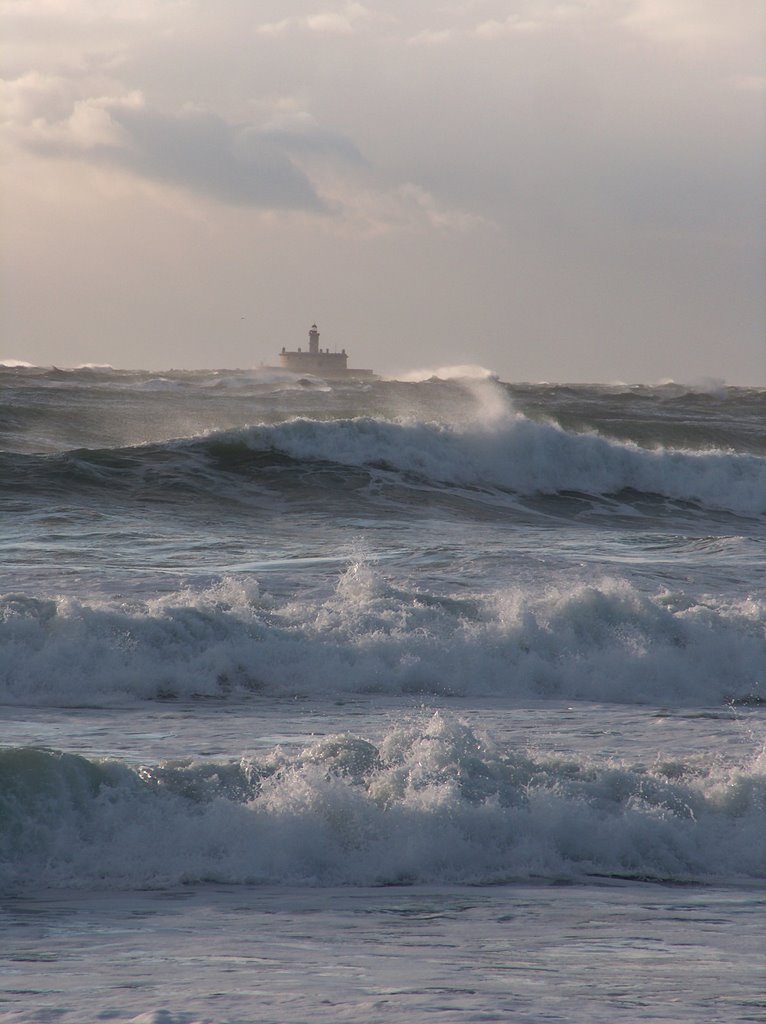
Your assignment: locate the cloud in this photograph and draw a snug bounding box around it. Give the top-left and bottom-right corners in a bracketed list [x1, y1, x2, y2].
[1, 72, 72, 124]
[9, 90, 368, 211]
[474, 16, 547, 38]
[406, 2, 587, 46]
[393, 183, 492, 232]
[406, 29, 455, 47]
[103, 106, 326, 209]
[1, 76, 139, 150]
[314, 178, 495, 238]
[402, 0, 763, 52]
[258, 3, 368, 36]
[618, 0, 758, 48]
[257, 114, 367, 167]
[733, 74, 766, 93]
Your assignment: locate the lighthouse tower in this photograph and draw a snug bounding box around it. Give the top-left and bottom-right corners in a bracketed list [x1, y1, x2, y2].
[309, 324, 320, 355]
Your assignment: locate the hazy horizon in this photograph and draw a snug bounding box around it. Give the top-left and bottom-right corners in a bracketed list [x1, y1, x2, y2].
[2, 1, 764, 385]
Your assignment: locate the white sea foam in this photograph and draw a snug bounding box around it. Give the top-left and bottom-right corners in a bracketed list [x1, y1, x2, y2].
[0, 570, 761, 706]
[1, 714, 763, 891]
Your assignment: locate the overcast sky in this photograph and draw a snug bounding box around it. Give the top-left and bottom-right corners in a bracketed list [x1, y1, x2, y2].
[2, 0, 764, 382]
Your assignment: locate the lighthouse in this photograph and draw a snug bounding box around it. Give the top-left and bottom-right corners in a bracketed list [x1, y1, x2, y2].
[276, 325, 374, 378]
[309, 324, 320, 355]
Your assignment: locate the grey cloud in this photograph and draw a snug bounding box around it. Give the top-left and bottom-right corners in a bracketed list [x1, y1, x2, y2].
[106, 106, 325, 210]
[28, 104, 367, 211]
[250, 124, 367, 165]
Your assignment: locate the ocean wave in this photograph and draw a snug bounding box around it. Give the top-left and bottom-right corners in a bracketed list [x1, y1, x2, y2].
[4, 412, 766, 517]
[0, 570, 762, 707]
[225, 415, 766, 515]
[1, 715, 763, 891]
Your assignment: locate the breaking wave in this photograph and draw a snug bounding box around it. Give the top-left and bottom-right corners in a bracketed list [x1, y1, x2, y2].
[1, 715, 763, 891]
[4, 413, 766, 517]
[0, 569, 762, 707]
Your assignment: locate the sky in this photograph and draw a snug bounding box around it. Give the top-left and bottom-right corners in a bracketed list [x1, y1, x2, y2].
[2, 0, 765, 383]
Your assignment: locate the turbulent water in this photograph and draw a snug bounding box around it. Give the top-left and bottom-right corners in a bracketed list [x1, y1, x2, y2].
[1, 364, 764, 1022]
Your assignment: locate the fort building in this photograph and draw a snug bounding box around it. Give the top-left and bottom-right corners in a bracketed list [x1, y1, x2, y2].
[278, 325, 374, 378]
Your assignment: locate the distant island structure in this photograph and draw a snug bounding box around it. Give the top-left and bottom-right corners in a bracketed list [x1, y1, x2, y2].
[277, 325, 375, 379]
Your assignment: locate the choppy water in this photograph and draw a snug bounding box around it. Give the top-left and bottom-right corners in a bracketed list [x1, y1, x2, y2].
[1, 364, 764, 1022]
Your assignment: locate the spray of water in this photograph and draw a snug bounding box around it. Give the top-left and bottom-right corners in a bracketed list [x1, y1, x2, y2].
[393, 364, 515, 429]
[397, 364, 497, 382]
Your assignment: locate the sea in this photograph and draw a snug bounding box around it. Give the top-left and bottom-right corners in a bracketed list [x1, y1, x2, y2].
[0, 363, 764, 1024]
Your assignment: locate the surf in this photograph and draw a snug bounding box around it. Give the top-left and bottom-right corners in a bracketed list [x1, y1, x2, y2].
[1, 571, 762, 707]
[1, 714, 763, 891]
